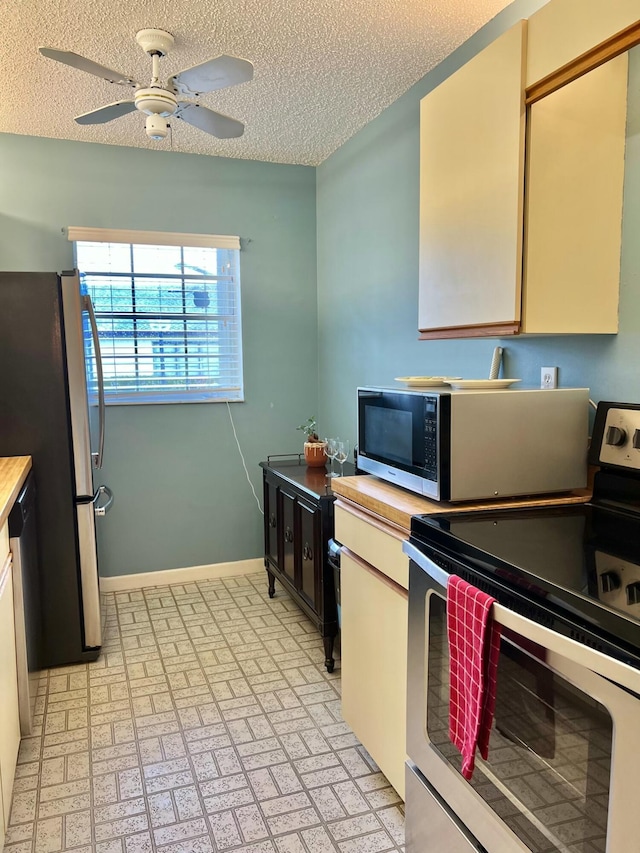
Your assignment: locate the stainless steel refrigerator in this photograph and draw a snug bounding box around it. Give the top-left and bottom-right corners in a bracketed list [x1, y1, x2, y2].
[0, 270, 112, 667]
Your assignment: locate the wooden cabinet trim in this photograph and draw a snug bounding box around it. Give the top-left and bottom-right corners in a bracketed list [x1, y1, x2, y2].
[419, 321, 520, 340]
[341, 546, 408, 600]
[526, 18, 640, 105]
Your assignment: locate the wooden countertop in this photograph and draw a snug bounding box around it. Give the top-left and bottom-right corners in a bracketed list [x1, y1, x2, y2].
[332, 473, 592, 532]
[0, 457, 32, 529]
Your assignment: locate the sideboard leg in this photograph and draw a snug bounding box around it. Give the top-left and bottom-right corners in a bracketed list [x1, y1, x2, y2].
[267, 570, 276, 599]
[324, 636, 335, 673]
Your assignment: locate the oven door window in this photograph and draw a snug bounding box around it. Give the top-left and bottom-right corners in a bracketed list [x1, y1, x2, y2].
[426, 595, 612, 853]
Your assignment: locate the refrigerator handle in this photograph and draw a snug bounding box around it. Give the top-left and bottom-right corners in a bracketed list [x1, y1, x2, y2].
[92, 485, 114, 518]
[83, 294, 106, 470]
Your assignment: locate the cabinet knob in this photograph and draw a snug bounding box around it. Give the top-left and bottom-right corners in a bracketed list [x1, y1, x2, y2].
[303, 543, 313, 561]
[285, 527, 294, 543]
[269, 514, 277, 528]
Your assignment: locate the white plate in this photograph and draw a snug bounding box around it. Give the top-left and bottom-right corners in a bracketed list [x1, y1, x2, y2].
[444, 379, 521, 390]
[395, 376, 462, 388]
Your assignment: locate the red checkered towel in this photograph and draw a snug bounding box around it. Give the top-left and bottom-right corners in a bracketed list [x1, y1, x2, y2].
[447, 575, 502, 780]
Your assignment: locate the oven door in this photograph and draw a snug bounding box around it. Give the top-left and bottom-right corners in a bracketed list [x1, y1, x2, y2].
[405, 542, 640, 853]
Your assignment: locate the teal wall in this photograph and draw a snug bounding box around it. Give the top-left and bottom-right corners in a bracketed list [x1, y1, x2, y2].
[0, 135, 317, 576]
[3, 0, 640, 576]
[316, 1, 640, 441]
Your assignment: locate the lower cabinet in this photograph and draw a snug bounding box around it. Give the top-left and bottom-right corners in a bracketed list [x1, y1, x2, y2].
[335, 501, 409, 800]
[0, 524, 20, 842]
[260, 460, 349, 672]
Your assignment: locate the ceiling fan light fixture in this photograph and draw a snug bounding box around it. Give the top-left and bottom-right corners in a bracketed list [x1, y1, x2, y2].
[145, 114, 170, 140]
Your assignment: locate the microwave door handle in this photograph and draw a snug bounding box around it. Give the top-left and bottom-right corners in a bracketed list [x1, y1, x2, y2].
[83, 294, 105, 470]
[403, 541, 449, 591]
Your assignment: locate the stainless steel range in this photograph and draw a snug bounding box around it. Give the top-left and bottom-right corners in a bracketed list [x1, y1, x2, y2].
[403, 401, 640, 853]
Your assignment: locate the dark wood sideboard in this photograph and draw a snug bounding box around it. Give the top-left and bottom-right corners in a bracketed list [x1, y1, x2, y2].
[259, 456, 355, 672]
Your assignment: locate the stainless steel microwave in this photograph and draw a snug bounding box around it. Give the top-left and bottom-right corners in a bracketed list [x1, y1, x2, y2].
[356, 386, 589, 501]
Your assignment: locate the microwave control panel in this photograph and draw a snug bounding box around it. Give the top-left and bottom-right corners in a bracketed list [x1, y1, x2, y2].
[424, 397, 438, 478]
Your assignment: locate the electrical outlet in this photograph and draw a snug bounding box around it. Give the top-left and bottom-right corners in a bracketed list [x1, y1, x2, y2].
[541, 367, 558, 389]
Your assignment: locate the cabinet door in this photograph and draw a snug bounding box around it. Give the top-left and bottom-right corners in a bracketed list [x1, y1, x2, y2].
[264, 479, 279, 567]
[298, 500, 321, 615]
[0, 556, 20, 831]
[341, 550, 408, 800]
[418, 21, 527, 338]
[523, 53, 626, 333]
[279, 490, 296, 585]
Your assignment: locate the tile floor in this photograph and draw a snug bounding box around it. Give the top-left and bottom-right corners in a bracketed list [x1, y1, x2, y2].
[4, 571, 405, 853]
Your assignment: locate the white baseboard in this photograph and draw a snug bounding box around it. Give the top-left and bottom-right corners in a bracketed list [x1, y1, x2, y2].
[100, 558, 264, 592]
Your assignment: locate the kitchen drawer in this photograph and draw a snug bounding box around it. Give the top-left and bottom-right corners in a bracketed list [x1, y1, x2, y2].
[335, 501, 408, 590]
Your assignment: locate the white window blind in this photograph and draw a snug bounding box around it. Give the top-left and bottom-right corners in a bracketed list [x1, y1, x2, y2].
[70, 228, 244, 405]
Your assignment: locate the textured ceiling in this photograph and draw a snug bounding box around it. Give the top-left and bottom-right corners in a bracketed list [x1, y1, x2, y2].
[2, 0, 513, 166]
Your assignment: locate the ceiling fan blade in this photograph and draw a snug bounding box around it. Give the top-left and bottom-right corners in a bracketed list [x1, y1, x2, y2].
[39, 48, 139, 88]
[169, 55, 253, 96]
[75, 101, 137, 125]
[176, 103, 244, 138]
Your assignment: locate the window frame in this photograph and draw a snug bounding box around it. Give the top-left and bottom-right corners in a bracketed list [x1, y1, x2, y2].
[69, 227, 244, 406]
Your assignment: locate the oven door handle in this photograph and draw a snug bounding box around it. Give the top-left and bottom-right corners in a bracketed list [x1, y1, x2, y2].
[404, 541, 449, 589]
[404, 539, 640, 696]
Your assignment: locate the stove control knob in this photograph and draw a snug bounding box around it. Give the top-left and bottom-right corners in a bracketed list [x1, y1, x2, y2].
[626, 582, 640, 606]
[600, 571, 621, 593]
[606, 425, 627, 447]
[634, 429, 640, 449]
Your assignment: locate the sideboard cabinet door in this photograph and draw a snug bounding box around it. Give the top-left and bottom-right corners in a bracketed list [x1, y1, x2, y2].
[298, 499, 322, 615]
[264, 479, 279, 568]
[260, 461, 342, 673]
[279, 490, 297, 588]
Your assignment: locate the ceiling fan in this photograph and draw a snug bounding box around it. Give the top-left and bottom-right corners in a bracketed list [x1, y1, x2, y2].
[39, 29, 253, 141]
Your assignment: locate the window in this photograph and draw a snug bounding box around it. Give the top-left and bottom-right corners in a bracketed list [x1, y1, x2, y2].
[69, 228, 243, 404]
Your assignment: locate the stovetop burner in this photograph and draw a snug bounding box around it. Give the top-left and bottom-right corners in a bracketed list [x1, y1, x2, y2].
[410, 401, 640, 666]
[412, 503, 640, 651]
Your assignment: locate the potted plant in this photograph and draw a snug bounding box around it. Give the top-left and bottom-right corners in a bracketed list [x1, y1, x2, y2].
[297, 417, 327, 467]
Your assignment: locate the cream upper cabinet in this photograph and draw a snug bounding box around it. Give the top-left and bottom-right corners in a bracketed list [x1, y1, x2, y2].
[419, 2, 634, 339]
[523, 53, 627, 333]
[526, 0, 640, 86]
[419, 21, 527, 338]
